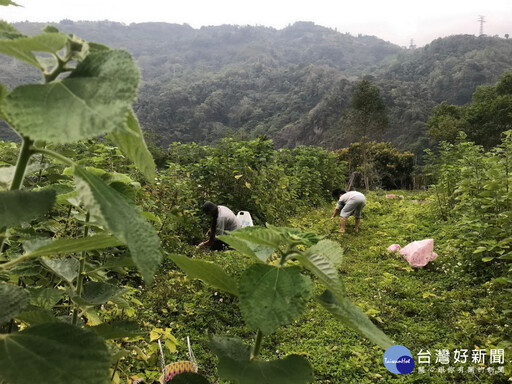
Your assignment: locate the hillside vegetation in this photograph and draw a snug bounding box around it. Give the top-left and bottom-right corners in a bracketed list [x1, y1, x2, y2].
[1, 21, 512, 153]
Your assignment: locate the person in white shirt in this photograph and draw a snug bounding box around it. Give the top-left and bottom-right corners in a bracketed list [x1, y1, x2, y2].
[198, 201, 241, 250]
[331, 189, 366, 233]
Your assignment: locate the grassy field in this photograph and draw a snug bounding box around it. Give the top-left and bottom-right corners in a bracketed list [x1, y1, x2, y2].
[138, 191, 510, 383]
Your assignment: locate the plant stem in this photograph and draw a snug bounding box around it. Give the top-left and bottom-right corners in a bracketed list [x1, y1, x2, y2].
[111, 360, 119, 381]
[0, 137, 35, 254]
[10, 137, 34, 190]
[36, 153, 45, 184]
[72, 212, 90, 325]
[31, 147, 75, 167]
[251, 329, 264, 359]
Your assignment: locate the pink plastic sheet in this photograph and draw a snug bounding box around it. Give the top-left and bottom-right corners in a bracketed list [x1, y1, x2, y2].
[387, 239, 439, 268]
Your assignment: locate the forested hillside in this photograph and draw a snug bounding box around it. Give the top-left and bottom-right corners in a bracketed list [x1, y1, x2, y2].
[1, 21, 511, 153]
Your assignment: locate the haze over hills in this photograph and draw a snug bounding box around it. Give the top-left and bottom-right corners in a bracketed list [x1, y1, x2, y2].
[1, 20, 511, 154]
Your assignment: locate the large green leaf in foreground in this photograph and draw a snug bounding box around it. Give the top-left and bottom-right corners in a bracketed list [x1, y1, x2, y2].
[0, 1, 21, 7]
[209, 336, 314, 384]
[110, 109, 156, 182]
[168, 253, 239, 296]
[0, 189, 55, 228]
[317, 290, 393, 349]
[0, 282, 29, 323]
[25, 234, 123, 258]
[2, 50, 139, 143]
[0, 323, 110, 384]
[297, 239, 345, 299]
[73, 166, 161, 283]
[0, 32, 67, 68]
[239, 264, 313, 335]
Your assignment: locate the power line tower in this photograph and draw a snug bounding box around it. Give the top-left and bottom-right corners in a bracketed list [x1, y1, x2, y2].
[478, 15, 486, 36]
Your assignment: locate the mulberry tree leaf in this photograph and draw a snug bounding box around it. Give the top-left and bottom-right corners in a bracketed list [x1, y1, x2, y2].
[317, 290, 393, 349]
[2, 50, 139, 143]
[0, 282, 29, 323]
[0, 189, 55, 228]
[209, 336, 314, 384]
[73, 166, 161, 284]
[239, 264, 313, 335]
[0, 32, 67, 68]
[109, 109, 156, 182]
[0, 323, 110, 384]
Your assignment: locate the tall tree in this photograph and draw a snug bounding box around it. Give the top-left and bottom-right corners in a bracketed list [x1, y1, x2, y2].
[427, 71, 512, 149]
[342, 79, 389, 190]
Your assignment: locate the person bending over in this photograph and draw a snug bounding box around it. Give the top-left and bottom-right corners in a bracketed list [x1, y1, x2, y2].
[198, 201, 241, 250]
[331, 189, 366, 233]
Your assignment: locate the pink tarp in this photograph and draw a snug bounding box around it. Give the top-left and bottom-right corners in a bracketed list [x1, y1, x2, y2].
[387, 239, 439, 268]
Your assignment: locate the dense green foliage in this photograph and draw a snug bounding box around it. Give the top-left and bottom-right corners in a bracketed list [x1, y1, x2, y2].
[1, 21, 512, 154]
[337, 141, 415, 189]
[0, 20, 162, 384]
[428, 71, 512, 148]
[158, 139, 346, 224]
[425, 132, 512, 280]
[135, 191, 510, 383]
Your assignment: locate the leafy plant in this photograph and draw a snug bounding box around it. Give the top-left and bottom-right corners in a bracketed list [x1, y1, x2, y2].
[0, 16, 161, 384]
[169, 224, 393, 383]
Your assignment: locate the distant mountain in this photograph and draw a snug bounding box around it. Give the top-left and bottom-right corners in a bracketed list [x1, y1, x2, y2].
[1, 21, 511, 155]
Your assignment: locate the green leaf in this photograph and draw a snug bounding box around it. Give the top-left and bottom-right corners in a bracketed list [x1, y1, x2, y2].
[8, 259, 43, 277]
[0, 323, 110, 384]
[24, 234, 123, 258]
[41, 257, 80, 283]
[209, 336, 313, 384]
[267, 224, 323, 246]
[239, 264, 313, 335]
[16, 308, 59, 325]
[304, 239, 343, 267]
[73, 166, 161, 284]
[109, 109, 156, 182]
[0, 0, 21, 7]
[168, 253, 238, 296]
[90, 321, 144, 339]
[0, 32, 67, 68]
[298, 244, 345, 299]
[28, 287, 64, 310]
[0, 189, 56, 228]
[3, 50, 140, 144]
[225, 226, 284, 249]
[0, 82, 7, 120]
[317, 290, 393, 349]
[0, 282, 29, 323]
[481, 256, 495, 262]
[172, 373, 210, 384]
[80, 282, 125, 305]
[0, 20, 23, 40]
[217, 234, 274, 262]
[209, 335, 250, 361]
[88, 42, 110, 53]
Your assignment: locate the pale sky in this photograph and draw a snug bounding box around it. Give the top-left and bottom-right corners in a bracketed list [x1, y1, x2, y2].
[2, 0, 511, 47]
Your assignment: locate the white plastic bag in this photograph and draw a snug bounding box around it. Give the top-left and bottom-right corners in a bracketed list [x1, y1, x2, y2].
[236, 211, 254, 228]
